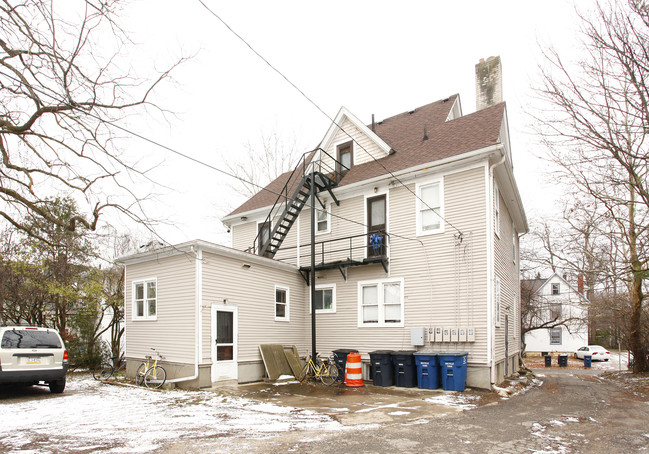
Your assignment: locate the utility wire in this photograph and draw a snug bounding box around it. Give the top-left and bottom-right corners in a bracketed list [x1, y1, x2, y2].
[196, 0, 464, 236]
[0, 71, 423, 245]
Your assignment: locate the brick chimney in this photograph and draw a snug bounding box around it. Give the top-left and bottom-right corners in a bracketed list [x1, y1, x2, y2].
[475, 56, 503, 110]
[577, 274, 584, 294]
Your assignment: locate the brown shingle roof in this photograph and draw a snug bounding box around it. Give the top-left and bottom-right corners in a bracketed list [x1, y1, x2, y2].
[226, 96, 505, 218]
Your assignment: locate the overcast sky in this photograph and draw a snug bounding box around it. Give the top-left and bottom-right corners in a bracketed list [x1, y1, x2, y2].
[112, 0, 584, 247]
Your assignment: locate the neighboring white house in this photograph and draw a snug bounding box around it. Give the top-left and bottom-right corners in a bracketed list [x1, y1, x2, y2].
[117, 57, 528, 389]
[523, 273, 589, 354]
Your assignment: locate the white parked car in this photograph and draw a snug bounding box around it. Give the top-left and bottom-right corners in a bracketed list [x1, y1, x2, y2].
[574, 345, 610, 361]
[0, 325, 68, 393]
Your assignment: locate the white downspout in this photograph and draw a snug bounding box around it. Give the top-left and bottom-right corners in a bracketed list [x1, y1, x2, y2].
[487, 148, 506, 385]
[166, 247, 202, 384]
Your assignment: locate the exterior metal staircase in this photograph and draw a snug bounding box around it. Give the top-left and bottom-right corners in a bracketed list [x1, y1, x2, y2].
[254, 148, 343, 258]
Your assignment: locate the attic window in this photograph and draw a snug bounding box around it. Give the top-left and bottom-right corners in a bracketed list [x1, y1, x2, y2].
[337, 141, 353, 176]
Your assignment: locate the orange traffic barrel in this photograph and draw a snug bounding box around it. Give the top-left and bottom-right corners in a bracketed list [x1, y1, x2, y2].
[344, 352, 364, 387]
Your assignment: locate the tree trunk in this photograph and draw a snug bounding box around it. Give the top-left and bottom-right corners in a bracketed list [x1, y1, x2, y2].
[628, 186, 647, 373]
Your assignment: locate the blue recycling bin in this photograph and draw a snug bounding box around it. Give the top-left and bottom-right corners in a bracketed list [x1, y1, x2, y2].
[369, 350, 394, 386]
[584, 354, 592, 368]
[413, 352, 439, 389]
[391, 351, 417, 388]
[438, 352, 469, 392]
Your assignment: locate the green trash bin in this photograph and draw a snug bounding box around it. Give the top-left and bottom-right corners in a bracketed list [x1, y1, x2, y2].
[544, 354, 552, 367]
[558, 354, 568, 367]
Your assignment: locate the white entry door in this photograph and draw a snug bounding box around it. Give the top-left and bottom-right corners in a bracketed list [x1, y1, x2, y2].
[211, 305, 238, 382]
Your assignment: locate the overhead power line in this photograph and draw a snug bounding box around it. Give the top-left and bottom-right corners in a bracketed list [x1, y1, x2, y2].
[196, 0, 464, 237]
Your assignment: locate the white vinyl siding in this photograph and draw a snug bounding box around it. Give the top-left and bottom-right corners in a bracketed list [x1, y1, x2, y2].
[200, 251, 306, 364]
[124, 254, 196, 364]
[495, 277, 501, 327]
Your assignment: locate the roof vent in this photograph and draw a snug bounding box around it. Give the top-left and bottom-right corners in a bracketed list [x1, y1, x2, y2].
[423, 125, 428, 141]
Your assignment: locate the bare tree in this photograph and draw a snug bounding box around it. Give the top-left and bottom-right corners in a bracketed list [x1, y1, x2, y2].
[534, 0, 649, 372]
[224, 132, 302, 200]
[0, 0, 183, 242]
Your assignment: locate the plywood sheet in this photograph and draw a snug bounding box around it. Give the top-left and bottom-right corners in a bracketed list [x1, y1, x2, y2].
[259, 344, 292, 380]
[284, 346, 303, 378]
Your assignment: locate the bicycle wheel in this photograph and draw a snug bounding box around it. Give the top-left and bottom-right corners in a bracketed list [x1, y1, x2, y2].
[99, 364, 114, 380]
[135, 363, 148, 385]
[92, 364, 109, 381]
[297, 363, 310, 382]
[144, 366, 166, 389]
[320, 364, 338, 386]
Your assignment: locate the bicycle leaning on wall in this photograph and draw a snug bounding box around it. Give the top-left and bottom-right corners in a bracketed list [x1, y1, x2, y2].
[135, 348, 167, 389]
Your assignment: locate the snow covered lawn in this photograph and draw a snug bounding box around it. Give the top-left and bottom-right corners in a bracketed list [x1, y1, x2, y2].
[0, 375, 343, 453]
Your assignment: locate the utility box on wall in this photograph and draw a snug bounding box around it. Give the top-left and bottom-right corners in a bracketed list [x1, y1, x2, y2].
[411, 327, 425, 346]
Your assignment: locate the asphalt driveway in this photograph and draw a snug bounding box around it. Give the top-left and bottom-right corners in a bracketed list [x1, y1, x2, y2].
[164, 369, 649, 453]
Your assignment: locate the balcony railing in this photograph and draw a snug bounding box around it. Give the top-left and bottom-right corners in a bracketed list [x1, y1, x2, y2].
[273, 231, 389, 277]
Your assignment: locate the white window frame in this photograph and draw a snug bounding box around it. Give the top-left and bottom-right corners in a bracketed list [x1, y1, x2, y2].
[495, 276, 501, 327]
[494, 184, 501, 238]
[274, 285, 290, 322]
[416, 179, 444, 236]
[132, 278, 157, 321]
[357, 278, 405, 327]
[311, 283, 336, 314]
[315, 203, 331, 236]
[550, 327, 562, 345]
[551, 283, 560, 296]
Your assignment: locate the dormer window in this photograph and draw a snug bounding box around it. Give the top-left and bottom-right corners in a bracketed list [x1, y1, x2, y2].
[337, 141, 353, 176]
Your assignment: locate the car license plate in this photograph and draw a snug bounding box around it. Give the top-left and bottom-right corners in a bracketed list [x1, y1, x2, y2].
[27, 357, 41, 364]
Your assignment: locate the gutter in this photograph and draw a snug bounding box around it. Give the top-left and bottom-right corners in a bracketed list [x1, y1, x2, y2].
[487, 148, 507, 385]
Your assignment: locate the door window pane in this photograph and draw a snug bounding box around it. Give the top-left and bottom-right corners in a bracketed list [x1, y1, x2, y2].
[216, 311, 233, 344]
[217, 345, 233, 361]
[370, 199, 385, 226]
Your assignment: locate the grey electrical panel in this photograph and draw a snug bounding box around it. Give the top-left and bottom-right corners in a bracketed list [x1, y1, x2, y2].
[411, 327, 425, 346]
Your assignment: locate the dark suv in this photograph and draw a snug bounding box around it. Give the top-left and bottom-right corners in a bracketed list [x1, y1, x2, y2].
[0, 326, 69, 393]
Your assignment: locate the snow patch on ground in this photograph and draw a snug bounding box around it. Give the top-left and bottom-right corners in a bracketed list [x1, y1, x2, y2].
[0, 376, 343, 453]
[387, 411, 411, 416]
[424, 393, 480, 410]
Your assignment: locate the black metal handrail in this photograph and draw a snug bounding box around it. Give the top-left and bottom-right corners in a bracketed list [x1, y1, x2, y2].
[248, 147, 349, 256]
[273, 230, 389, 267]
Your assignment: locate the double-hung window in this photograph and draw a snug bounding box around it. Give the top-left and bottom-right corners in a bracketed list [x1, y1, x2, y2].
[550, 327, 562, 345]
[337, 141, 353, 175]
[275, 286, 289, 321]
[358, 278, 404, 327]
[417, 180, 443, 235]
[313, 284, 335, 313]
[316, 205, 330, 234]
[133, 279, 157, 321]
[551, 283, 560, 295]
